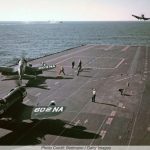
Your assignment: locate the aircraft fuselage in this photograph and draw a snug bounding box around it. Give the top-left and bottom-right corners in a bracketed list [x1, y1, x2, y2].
[0, 87, 27, 115]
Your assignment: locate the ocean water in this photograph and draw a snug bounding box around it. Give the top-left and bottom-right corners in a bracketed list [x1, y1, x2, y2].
[0, 21, 150, 66]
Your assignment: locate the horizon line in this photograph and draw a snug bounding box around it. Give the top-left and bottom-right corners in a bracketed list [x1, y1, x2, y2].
[0, 20, 145, 22]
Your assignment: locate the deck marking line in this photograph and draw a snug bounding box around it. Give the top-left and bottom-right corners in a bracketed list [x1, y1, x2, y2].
[128, 47, 147, 145]
[110, 111, 116, 117]
[56, 57, 73, 65]
[35, 92, 41, 97]
[74, 120, 80, 126]
[118, 103, 123, 108]
[100, 130, 107, 139]
[84, 119, 88, 124]
[90, 116, 108, 145]
[116, 76, 131, 82]
[24, 99, 30, 103]
[114, 58, 125, 69]
[106, 117, 114, 125]
[104, 45, 114, 51]
[121, 46, 129, 52]
[54, 82, 59, 85]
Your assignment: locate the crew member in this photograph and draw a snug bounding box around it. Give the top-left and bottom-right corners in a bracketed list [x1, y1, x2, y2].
[72, 61, 75, 69]
[59, 66, 65, 75]
[77, 60, 82, 76]
[78, 60, 82, 70]
[42, 61, 46, 66]
[119, 88, 124, 95]
[92, 88, 96, 102]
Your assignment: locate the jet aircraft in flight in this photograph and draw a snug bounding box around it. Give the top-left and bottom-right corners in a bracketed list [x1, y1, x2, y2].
[132, 14, 150, 20]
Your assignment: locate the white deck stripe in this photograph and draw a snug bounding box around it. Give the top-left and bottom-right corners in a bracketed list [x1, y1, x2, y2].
[106, 117, 114, 125]
[116, 76, 131, 82]
[74, 120, 80, 126]
[104, 45, 114, 51]
[24, 99, 30, 103]
[84, 119, 88, 124]
[100, 130, 107, 139]
[35, 92, 41, 97]
[90, 116, 108, 145]
[56, 57, 73, 65]
[114, 58, 125, 69]
[118, 103, 123, 108]
[121, 46, 129, 52]
[54, 82, 59, 85]
[110, 111, 116, 117]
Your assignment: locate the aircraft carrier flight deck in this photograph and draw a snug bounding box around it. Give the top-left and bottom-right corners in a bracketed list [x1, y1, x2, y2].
[0, 44, 150, 145]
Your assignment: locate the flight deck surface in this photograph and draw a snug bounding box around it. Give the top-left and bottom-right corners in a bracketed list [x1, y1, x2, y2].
[0, 44, 150, 145]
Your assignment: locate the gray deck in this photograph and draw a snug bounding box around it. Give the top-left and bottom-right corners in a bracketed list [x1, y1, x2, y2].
[0, 44, 150, 145]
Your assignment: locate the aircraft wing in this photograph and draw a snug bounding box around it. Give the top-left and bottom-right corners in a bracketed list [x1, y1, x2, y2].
[1, 74, 36, 80]
[144, 17, 150, 20]
[0, 66, 17, 75]
[24, 66, 40, 75]
[37, 64, 56, 71]
[132, 15, 141, 19]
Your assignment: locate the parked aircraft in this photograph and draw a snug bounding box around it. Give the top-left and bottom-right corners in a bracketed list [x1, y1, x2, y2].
[0, 58, 56, 80]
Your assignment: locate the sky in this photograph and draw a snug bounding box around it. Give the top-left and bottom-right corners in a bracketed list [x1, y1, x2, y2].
[0, 0, 150, 21]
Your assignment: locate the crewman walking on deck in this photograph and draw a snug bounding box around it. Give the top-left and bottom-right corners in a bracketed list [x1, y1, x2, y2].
[72, 61, 75, 69]
[59, 66, 65, 75]
[119, 88, 124, 96]
[92, 88, 96, 102]
[42, 61, 46, 66]
[77, 60, 82, 76]
[78, 60, 82, 70]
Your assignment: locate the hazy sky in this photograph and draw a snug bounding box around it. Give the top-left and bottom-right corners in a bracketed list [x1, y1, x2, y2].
[0, 0, 150, 21]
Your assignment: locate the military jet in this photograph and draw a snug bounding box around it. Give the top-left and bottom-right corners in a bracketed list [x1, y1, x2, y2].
[0, 86, 27, 115]
[132, 14, 150, 20]
[0, 86, 65, 120]
[0, 58, 56, 80]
